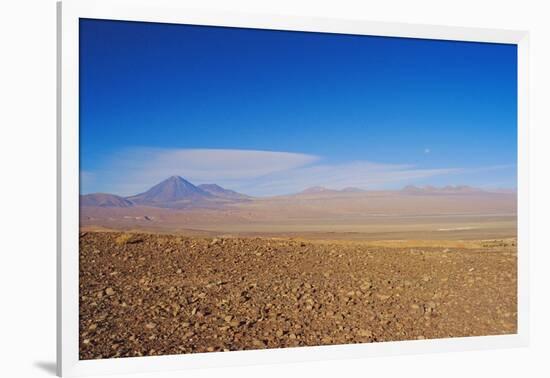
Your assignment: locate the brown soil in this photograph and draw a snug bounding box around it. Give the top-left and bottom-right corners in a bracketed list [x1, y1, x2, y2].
[79, 232, 517, 359]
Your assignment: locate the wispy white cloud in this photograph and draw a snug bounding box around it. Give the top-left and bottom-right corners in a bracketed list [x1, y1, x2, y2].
[84, 148, 319, 195]
[82, 147, 485, 196]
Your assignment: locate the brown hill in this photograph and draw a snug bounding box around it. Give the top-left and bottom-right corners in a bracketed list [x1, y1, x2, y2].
[299, 186, 339, 195]
[197, 184, 250, 200]
[80, 193, 134, 208]
[402, 185, 485, 195]
[126, 176, 213, 207]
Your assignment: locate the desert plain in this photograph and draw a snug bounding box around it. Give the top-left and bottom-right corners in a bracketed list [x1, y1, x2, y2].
[79, 177, 517, 359]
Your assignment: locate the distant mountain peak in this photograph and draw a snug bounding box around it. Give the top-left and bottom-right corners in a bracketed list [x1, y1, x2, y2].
[81, 176, 253, 209]
[402, 185, 484, 194]
[300, 186, 334, 194]
[80, 193, 134, 208]
[198, 184, 250, 200]
[199, 183, 223, 190]
[127, 175, 212, 205]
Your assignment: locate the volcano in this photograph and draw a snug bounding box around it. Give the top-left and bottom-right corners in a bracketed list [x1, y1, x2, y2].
[126, 176, 213, 206]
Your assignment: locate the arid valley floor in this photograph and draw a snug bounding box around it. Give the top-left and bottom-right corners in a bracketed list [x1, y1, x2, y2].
[79, 232, 517, 359]
[79, 179, 517, 359]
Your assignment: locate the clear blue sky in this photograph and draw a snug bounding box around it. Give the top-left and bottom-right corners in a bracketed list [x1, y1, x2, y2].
[80, 19, 517, 196]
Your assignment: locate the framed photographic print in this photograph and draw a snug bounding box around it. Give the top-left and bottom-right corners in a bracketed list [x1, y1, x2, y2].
[57, 0, 529, 376]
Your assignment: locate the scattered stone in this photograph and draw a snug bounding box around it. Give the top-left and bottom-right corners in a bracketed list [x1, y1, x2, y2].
[358, 329, 372, 337]
[172, 304, 181, 316]
[127, 236, 144, 244]
[360, 282, 372, 291]
[252, 339, 266, 347]
[79, 232, 518, 359]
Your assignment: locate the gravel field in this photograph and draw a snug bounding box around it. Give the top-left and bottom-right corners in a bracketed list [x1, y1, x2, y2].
[79, 232, 517, 359]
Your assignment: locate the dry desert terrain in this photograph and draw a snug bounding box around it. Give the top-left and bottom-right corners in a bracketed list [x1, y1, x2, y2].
[79, 232, 517, 359]
[79, 179, 517, 359]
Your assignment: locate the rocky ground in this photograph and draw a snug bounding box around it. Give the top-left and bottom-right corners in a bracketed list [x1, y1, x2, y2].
[79, 232, 517, 359]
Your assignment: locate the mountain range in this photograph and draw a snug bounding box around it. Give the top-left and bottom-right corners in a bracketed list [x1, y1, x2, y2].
[401, 185, 485, 195]
[80, 176, 250, 209]
[81, 176, 512, 209]
[79, 192, 134, 208]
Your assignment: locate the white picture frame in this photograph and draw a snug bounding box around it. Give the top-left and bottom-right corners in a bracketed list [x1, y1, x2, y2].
[57, 0, 530, 376]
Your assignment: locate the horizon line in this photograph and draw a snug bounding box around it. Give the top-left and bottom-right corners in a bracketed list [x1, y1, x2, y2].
[80, 174, 518, 198]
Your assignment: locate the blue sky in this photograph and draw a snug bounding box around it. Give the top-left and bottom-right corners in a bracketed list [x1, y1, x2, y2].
[80, 19, 517, 196]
